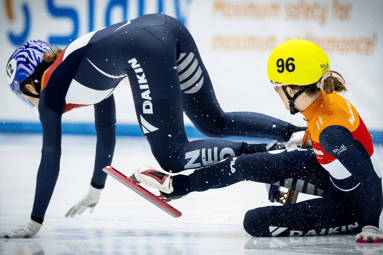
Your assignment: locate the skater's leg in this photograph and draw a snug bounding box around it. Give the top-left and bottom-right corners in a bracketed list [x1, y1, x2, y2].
[243, 183, 380, 237]
[120, 23, 282, 173]
[171, 149, 332, 197]
[168, 17, 298, 142]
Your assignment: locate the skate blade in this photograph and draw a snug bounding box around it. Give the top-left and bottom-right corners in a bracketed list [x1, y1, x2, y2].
[103, 166, 182, 218]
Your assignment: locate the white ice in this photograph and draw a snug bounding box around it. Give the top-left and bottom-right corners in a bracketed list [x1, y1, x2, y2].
[1, 134, 383, 255]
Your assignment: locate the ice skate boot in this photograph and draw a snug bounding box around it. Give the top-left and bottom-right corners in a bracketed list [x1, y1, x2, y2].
[103, 166, 182, 217]
[266, 183, 298, 206]
[133, 165, 174, 194]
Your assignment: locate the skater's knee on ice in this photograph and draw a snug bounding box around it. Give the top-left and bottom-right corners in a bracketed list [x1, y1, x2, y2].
[243, 207, 275, 237]
[243, 208, 265, 237]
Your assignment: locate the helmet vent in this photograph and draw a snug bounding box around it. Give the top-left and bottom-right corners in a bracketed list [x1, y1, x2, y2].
[26, 58, 30, 64]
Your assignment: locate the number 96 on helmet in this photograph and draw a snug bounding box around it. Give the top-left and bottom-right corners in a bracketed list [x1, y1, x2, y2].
[267, 39, 330, 86]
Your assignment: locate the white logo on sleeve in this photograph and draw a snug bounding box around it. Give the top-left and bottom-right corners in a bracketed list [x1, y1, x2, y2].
[332, 144, 347, 155]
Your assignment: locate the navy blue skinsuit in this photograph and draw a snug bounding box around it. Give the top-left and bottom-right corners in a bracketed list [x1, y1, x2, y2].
[32, 14, 303, 224]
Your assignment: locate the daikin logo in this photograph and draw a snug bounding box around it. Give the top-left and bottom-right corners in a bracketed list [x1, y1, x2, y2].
[128, 58, 159, 134]
[270, 222, 359, 236]
[269, 226, 288, 236]
[128, 58, 153, 115]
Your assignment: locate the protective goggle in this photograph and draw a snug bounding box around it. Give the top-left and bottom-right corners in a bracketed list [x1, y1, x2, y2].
[270, 80, 289, 87]
[270, 81, 287, 92]
[270, 80, 314, 87]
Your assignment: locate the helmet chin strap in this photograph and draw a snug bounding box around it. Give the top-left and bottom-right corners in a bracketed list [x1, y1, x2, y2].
[282, 86, 308, 115]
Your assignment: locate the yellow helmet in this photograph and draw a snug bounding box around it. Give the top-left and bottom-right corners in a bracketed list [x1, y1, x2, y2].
[267, 39, 330, 85]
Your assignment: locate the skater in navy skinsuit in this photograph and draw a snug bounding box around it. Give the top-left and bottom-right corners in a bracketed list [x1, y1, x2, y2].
[3, 14, 307, 238]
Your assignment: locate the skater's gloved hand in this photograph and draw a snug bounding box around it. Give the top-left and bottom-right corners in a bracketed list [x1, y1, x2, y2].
[287, 131, 312, 148]
[356, 225, 383, 243]
[65, 185, 103, 217]
[0, 220, 42, 238]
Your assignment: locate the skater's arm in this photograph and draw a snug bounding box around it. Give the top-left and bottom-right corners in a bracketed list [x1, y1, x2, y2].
[320, 125, 382, 229]
[64, 96, 116, 218]
[319, 125, 378, 184]
[31, 90, 65, 224]
[91, 95, 116, 188]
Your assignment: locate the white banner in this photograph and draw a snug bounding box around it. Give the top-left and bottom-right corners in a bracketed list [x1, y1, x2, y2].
[1, 0, 382, 130]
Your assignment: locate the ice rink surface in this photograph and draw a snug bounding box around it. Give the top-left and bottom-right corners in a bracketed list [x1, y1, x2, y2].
[1, 134, 383, 255]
